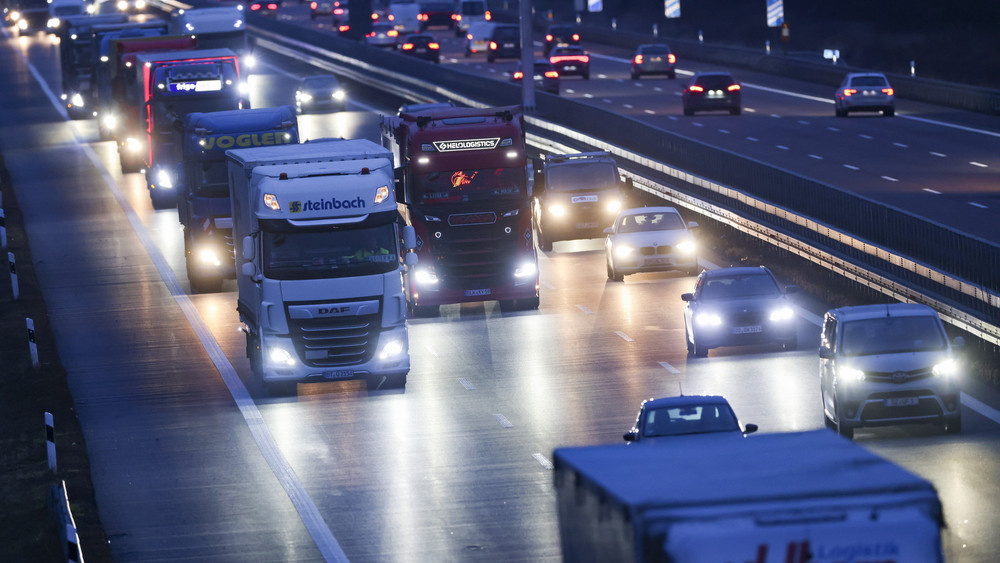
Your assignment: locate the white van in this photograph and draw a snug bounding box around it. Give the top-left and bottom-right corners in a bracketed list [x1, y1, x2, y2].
[464, 21, 494, 57]
[455, 0, 489, 37]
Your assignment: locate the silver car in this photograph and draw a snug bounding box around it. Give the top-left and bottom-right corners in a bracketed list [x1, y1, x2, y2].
[623, 395, 757, 444]
[604, 206, 698, 281]
[835, 72, 895, 117]
[366, 22, 400, 48]
[819, 303, 962, 439]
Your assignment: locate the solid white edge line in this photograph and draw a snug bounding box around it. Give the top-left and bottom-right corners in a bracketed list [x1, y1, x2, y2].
[20, 49, 349, 562]
[658, 361, 681, 375]
[614, 330, 634, 342]
[532, 453, 554, 470]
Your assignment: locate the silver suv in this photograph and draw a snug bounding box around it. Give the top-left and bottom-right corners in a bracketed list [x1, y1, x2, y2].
[819, 303, 963, 439]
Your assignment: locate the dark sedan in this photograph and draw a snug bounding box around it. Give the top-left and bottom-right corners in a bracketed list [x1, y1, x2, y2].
[548, 45, 589, 79]
[682, 72, 742, 116]
[512, 60, 559, 95]
[543, 24, 579, 55]
[400, 33, 441, 63]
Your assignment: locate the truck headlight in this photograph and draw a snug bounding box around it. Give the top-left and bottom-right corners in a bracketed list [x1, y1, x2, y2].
[101, 113, 118, 130]
[268, 346, 296, 367]
[124, 137, 143, 152]
[155, 169, 174, 189]
[378, 339, 405, 360]
[70, 92, 84, 107]
[297, 91, 312, 102]
[414, 268, 439, 286]
[197, 247, 221, 267]
[605, 200, 622, 213]
[769, 306, 795, 322]
[676, 239, 696, 255]
[548, 204, 566, 217]
[838, 366, 866, 383]
[694, 312, 722, 327]
[117, 0, 128, 10]
[134, 0, 146, 8]
[242, 54, 256, 68]
[333, 89, 346, 100]
[17, 19, 27, 30]
[514, 261, 536, 278]
[932, 358, 958, 379]
[48, 17, 61, 28]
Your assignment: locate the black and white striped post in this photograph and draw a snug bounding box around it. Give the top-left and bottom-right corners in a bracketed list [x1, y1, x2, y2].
[8, 251, 18, 300]
[45, 411, 56, 472]
[27, 317, 39, 369]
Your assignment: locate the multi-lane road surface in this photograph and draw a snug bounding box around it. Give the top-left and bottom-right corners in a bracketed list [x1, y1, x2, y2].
[3, 13, 1000, 561]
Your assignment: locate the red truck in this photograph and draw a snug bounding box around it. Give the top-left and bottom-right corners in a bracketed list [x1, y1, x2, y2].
[381, 105, 539, 316]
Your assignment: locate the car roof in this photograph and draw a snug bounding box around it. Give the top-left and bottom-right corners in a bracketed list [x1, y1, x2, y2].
[642, 395, 732, 410]
[826, 303, 938, 322]
[702, 266, 772, 278]
[618, 206, 682, 217]
[468, 21, 494, 30]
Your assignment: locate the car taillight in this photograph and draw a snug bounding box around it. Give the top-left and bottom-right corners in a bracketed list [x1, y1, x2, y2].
[338, 24, 349, 32]
[310, 2, 316, 8]
[668, 53, 676, 64]
[334, 8, 344, 14]
[452, 14, 460, 20]
[545, 34, 553, 41]
[371, 12, 378, 20]
[402, 43, 414, 50]
[513, 71, 523, 79]
[467, 33, 473, 40]
[388, 14, 394, 20]
[843, 88, 857, 96]
[688, 85, 704, 92]
[727, 84, 741, 92]
[489, 41, 497, 50]
[249, 3, 260, 10]
[367, 31, 375, 37]
[545, 70, 559, 78]
[633, 54, 643, 64]
[485, 10, 491, 20]
[572, 33, 580, 41]
[882, 87, 894, 95]
[550, 55, 588, 64]
[418, 13, 427, 20]
[267, 3, 277, 9]
[388, 30, 398, 37]
[429, 42, 440, 49]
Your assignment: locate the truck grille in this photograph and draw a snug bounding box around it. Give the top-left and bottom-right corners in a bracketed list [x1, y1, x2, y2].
[287, 309, 381, 368]
[639, 245, 673, 255]
[431, 224, 516, 289]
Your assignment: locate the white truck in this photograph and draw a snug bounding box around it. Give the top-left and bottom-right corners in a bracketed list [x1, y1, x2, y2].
[387, 0, 421, 34]
[553, 430, 945, 562]
[227, 139, 416, 395]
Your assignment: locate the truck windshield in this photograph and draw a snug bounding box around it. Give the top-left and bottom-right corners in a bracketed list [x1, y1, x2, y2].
[839, 317, 947, 356]
[190, 161, 229, 198]
[547, 161, 618, 191]
[262, 223, 398, 280]
[413, 167, 525, 205]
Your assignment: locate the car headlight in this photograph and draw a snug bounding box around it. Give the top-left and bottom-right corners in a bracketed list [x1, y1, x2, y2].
[513, 261, 536, 278]
[605, 200, 622, 213]
[197, 247, 221, 267]
[414, 268, 439, 286]
[694, 312, 722, 327]
[10, 11, 21, 21]
[769, 306, 795, 322]
[548, 204, 566, 217]
[838, 366, 866, 383]
[70, 93, 84, 107]
[102, 113, 118, 130]
[297, 91, 312, 102]
[242, 54, 256, 69]
[124, 137, 143, 152]
[117, 0, 128, 10]
[332, 89, 345, 100]
[134, 0, 146, 8]
[267, 346, 296, 367]
[238, 82, 249, 95]
[613, 244, 634, 258]
[48, 17, 61, 28]
[932, 358, 958, 379]
[676, 239, 696, 255]
[155, 168, 174, 189]
[17, 19, 27, 30]
[378, 339, 405, 360]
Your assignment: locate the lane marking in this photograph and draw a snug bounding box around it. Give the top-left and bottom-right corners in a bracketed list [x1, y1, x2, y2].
[23, 54, 350, 562]
[859, 134, 873, 140]
[744, 107, 756, 113]
[844, 164, 860, 170]
[882, 176, 899, 182]
[658, 361, 681, 375]
[971, 162, 988, 168]
[614, 331, 635, 342]
[532, 453, 554, 470]
[719, 129, 730, 134]
[931, 152, 947, 157]
[602, 98, 613, 104]
[969, 202, 988, 209]
[827, 127, 841, 132]
[564, 88, 575, 94]
[540, 281, 556, 290]
[583, 93, 594, 99]
[797, 120, 810, 125]
[893, 142, 908, 148]
[746, 136, 759, 142]
[776, 145, 789, 150]
[424, 345, 439, 358]
[923, 188, 942, 195]
[459, 378, 476, 390]
[644, 109, 655, 115]
[808, 154, 823, 160]
[576, 305, 595, 315]
[623, 103, 633, 109]
[770, 114, 781, 119]
[693, 122, 704, 128]
[493, 413, 514, 428]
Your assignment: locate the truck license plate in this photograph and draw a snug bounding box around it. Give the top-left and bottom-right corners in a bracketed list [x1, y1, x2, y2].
[465, 288, 491, 296]
[733, 325, 762, 334]
[885, 397, 919, 407]
[323, 369, 355, 380]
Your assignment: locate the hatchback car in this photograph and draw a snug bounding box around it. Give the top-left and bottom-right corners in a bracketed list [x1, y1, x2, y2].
[835, 72, 895, 117]
[463, 21, 494, 57]
[605, 206, 699, 281]
[512, 60, 559, 95]
[295, 74, 347, 114]
[548, 45, 590, 79]
[682, 266, 798, 357]
[683, 72, 742, 116]
[623, 395, 757, 444]
[543, 24, 579, 55]
[819, 303, 962, 439]
[631, 43, 676, 79]
[366, 22, 399, 48]
[400, 33, 441, 63]
[486, 23, 519, 62]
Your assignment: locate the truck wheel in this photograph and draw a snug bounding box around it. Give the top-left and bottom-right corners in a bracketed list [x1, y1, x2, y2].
[189, 273, 223, 294]
[537, 229, 553, 251]
[943, 415, 962, 434]
[410, 303, 440, 318]
[520, 296, 540, 310]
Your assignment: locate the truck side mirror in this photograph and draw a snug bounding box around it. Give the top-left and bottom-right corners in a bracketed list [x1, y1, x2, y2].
[533, 168, 545, 195]
[242, 235, 254, 261]
[402, 225, 416, 250]
[818, 346, 835, 359]
[952, 336, 965, 349]
[394, 166, 406, 203]
[241, 262, 256, 278]
[687, 221, 699, 229]
[604, 227, 614, 235]
[404, 253, 418, 267]
[623, 431, 637, 442]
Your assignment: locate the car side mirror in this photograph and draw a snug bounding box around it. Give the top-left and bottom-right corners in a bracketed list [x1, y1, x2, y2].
[744, 423, 758, 435]
[818, 346, 835, 359]
[533, 169, 545, 194]
[623, 431, 637, 442]
[784, 284, 800, 294]
[687, 221, 699, 229]
[604, 226, 614, 235]
[681, 293, 695, 302]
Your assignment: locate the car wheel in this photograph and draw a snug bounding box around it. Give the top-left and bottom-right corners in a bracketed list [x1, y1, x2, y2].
[731, 107, 742, 116]
[487, 54, 495, 63]
[583, 73, 590, 80]
[834, 401, 854, 439]
[668, 70, 676, 79]
[464, 48, 470, 58]
[630, 72, 638, 80]
[607, 255, 623, 282]
[884, 107, 895, 117]
[943, 415, 962, 434]
[683, 107, 694, 116]
[835, 108, 847, 117]
[150, 188, 176, 211]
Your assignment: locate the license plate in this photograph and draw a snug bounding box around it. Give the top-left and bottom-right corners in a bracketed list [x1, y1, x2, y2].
[733, 325, 763, 334]
[650, 56, 662, 62]
[503, 43, 515, 48]
[564, 65, 576, 71]
[708, 92, 724, 98]
[465, 288, 491, 296]
[885, 397, 919, 407]
[571, 195, 598, 203]
[645, 257, 672, 265]
[416, 48, 427, 53]
[575, 221, 599, 229]
[323, 369, 355, 380]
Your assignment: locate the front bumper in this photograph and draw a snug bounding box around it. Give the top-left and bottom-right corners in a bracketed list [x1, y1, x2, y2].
[836, 383, 960, 429]
[261, 325, 410, 384]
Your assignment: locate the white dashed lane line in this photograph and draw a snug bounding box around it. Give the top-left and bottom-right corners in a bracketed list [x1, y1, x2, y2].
[969, 202, 989, 209]
[746, 137, 759, 142]
[859, 134, 873, 140]
[533, 453, 554, 470]
[808, 154, 823, 160]
[615, 331, 635, 343]
[776, 145, 789, 150]
[844, 164, 860, 170]
[658, 361, 681, 375]
[923, 188, 942, 194]
[882, 176, 899, 182]
[493, 414, 514, 428]
[576, 305, 595, 315]
[893, 142, 908, 148]
[459, 378, 476, 390]
[931, 152, 947, 157]
[971, 162, 988, 168]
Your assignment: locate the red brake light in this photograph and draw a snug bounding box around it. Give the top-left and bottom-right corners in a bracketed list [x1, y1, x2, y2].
[843, 88, 857, 96]
[883, 88, 894, 95]
[367, 31, 374, 37]
[572, 33, 580, 41]
[513, 71, 523, 79]
[688, 85, 704, 92]
[452, 14, 460, 20]
[489, 41, 497, 50]
[633, 54, 643, 64]
[371, 12, 378, 20]
[310, 2, 316, 9]
[333, 8, 344, 15]
[727, 84, 741, 92]
[467, 33, 473, 40]
[249, 3, 260, 10]
[267, 3, 277, 9]
[668, 53, 676, 64]
[402, 43, 414, 50]
[545, 34, 553, 41]
[545, 70, 559, 79]
[428, 42, 440, 50]
[417, 13, 427, 20]
[338, 24, 349, 32]
[388, 14, 394, 21]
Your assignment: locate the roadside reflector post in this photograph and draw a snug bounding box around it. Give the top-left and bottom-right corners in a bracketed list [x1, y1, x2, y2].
[1, 207, 6, 248]
[9, 251, 18, 300]
[766, 40, 771, 54]
[653, 24, 658, 37]
[28, 317, 39, 369]
[698, 29, 704, 43]
[45, 411, 56, 472]
[611, 18, 616, 31]
[910, 60, 916, 76]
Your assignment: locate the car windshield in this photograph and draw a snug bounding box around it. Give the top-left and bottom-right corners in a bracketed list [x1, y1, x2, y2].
[552, 47, 584, 57]
[618, 211, 684, 233]
[694, 74, 735, 89]
[643, 404, 739, 437]
[850, 76, 888, 87]
[303, 76, 339, 89]
[414, 167, 525, 204]
[839, 316, 947, 356]
[262, 223, 397, 280]
[700, 273, 781, 300]
[547, 161, 617, 191]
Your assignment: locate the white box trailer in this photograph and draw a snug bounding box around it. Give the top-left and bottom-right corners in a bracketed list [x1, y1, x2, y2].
[553, 430, 945, 562]
[227, 139, 416, 395]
